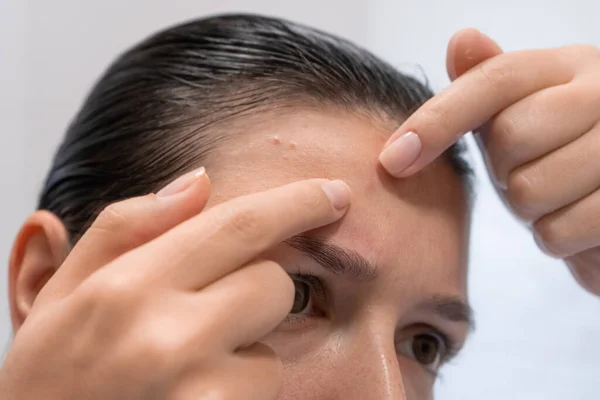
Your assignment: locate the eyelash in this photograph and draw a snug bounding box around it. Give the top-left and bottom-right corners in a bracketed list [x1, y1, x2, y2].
[282, 273, 326, 325]
[292, 273, 326, 296]
[433, 329, 459, 360]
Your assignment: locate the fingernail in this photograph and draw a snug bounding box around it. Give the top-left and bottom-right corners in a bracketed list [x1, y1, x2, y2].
[321, 180, 351, 210]
[379, 132, 422, 177]
[448, 58, 458, 81]
[157, 167, 206, 197]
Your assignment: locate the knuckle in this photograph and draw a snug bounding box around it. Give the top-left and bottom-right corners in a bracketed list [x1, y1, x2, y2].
[533, 218, 567, 257]
[125, 313, 200, 375]
[144, 326, 186, 361]
[222, 205, 265, 241]
[570, 44, 600, 60]
[94, 201, 129, 231]
[506, 170, 539, 220]
[126, 334, 180, 374]
[421, 102, 455, 137]
[81, 272, 138, 306]
[477, 59, 517, 88]
[490, 114, 520, 156]
[487, 116, 522, 183]
[562, 45, 600, 72]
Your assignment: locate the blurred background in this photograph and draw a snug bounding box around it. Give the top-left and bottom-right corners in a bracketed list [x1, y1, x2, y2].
[1, 0, 599, 398]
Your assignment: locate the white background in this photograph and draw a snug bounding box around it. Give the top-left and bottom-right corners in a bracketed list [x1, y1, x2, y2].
[1, 1, 599, 398]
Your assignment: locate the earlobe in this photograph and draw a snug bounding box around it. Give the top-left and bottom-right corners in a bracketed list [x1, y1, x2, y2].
[8, 211, 70, 332]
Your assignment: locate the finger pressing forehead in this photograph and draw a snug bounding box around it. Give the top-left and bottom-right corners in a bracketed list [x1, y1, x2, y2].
[384, 48, 576, 178]
[114, 179, 351, 290]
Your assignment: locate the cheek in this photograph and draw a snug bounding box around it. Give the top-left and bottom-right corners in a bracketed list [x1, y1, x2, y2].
[363, 175, 378, 196]
[396, 360, 435, 400]
[262, 322, 332, 365]
[267, 327, 437, 400]
[269, 334, 363, 399]
[262, 330, 334, 399]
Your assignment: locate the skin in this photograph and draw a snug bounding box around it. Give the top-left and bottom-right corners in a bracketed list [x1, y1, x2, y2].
[2, 109, 469, 400]
[380, 29, 600, 296]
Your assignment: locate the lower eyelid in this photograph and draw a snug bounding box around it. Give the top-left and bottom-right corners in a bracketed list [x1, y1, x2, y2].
[283, 314, 309, 325]
[275, 314, 320, 333]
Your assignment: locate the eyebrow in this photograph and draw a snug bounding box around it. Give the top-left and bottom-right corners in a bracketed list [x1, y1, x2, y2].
[285, 235, 378, 281]
[284, 235, 473, 328]
[417, 295, 474, 331]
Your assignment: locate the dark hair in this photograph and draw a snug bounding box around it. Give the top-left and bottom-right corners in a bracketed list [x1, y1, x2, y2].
[39, 13, 471, 242]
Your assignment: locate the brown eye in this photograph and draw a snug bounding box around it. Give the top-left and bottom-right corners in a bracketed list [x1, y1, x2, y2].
[412, 334, 441, 365]
[290, 279, 310, 314]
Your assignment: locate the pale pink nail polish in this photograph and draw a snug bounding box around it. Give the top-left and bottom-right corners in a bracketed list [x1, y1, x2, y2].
[321, 180, 351, 210]
[156, 167, 206, 197]
[379, 132, 422, 177]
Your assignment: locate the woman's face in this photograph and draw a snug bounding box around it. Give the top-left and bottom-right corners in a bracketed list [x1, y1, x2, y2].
[204, 108, 471, 399]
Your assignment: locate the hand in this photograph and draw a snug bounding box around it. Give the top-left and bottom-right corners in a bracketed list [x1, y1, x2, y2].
[379, 29, 600, 296]
[0, 168, 351, 400]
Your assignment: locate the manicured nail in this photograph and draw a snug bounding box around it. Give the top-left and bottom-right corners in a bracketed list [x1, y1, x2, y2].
[321, 180, 351, 210]
[379, 132, 422, 177]
[157, 167, 206, 197]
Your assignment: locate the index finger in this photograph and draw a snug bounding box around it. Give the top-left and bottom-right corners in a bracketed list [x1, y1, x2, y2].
[35, 169, 211, 305]
[379, 48, 576, 178]
[116, 179, 351, 289]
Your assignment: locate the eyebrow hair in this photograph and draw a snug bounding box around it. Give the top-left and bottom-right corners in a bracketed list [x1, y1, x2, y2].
[418, 295, 475, 331]
[284, 235, 473, 328]
[284, 235, 378, 281]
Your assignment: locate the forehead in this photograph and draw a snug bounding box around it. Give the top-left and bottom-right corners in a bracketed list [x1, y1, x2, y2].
[205, 108, 469, 295]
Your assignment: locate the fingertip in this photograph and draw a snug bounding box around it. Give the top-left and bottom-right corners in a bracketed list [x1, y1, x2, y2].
[156, 167, 209, 198]
[447, 28, 480, 80]
[193, 167, 212, 191]
[446, 28, 503, 80]
[447, 28, 483, 55]
[378, 132, 423, 178]
[155, 167, 212, 216]
[321, 179, 351, 211]
[185, 171, 212, 201]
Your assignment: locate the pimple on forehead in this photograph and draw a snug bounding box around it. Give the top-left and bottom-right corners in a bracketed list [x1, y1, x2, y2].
[267, 135, 281, 145]
[265, 135, 299, 151]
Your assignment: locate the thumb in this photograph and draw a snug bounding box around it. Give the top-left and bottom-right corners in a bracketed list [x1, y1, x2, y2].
[446, 28, 504, 81]
[36, 167, 211, 305]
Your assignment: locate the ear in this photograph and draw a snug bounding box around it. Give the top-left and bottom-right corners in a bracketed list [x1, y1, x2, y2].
[8, 210, 70, 332]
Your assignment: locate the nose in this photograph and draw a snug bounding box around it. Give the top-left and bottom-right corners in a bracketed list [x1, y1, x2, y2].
[324, 330, 407, 400]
